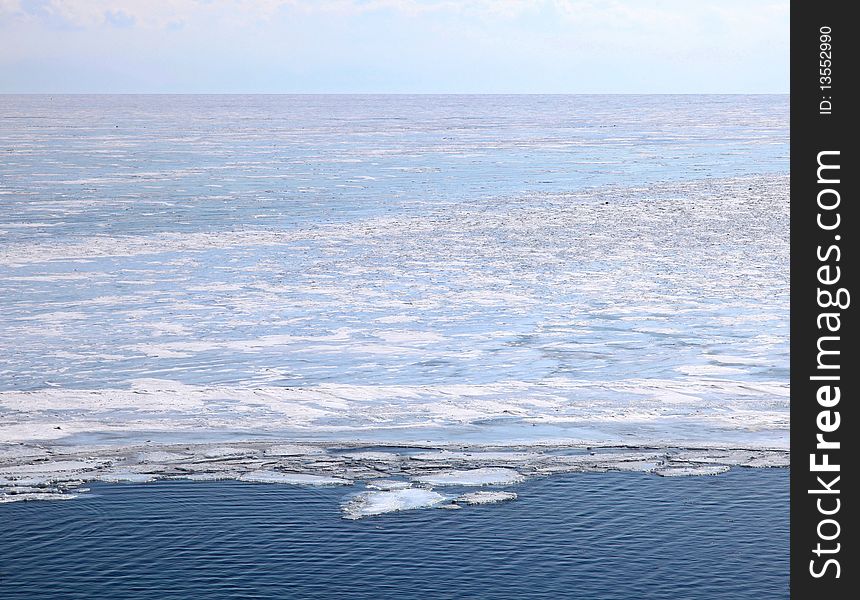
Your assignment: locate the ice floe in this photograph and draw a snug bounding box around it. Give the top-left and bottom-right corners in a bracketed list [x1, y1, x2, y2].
[341, 451, 402, 462]
[178, 472, 242, 482]
[654, 465, 731, 477]
[342, 488, 447, 519]
[414, 468, 525, 486]
[94, 470, 157, 483]
[455, 491, 518, 505]
[137, 451, 191, 463]
[365, 480, 413, 491]
[264, 444, 326, 457]
[0, 441, 788, 507]
[238, 470, 352, 486]
[1, 491, 80, 503]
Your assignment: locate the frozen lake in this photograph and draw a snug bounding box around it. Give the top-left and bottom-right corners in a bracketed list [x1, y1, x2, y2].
[0, 96, 790, 598]
[0, 95, 788, 454]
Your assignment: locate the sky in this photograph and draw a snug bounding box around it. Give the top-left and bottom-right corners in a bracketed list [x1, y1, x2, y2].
[0, 0, 789, 93]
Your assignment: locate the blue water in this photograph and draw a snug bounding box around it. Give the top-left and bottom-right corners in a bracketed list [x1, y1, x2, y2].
[0, 468, 788, 599]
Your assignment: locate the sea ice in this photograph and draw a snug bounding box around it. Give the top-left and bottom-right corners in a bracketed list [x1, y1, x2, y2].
[0, 492, 79, 503]
[341, 451, 401, 462]
[410, 451, 536, 463]
[455, 491, 518, 505]
[366, 479, 412, 491]
[263, 444, 326, 457]
[238, 470, 352, 486]
[203, 447, 259, 460]
[609, 460, 661, 472]
[414, 467, 524, 486]
[137, 451, 190, 463]
[176, 472, 241, 481]
[654, 465, 731, 477]
[94, 470, 156, 483]
[0, 440, 788, 506]
[342, 488, 447, 519]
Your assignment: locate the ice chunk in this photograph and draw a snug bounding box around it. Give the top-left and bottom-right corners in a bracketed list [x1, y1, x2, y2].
[654, 464, 730, 477]
[0, 492, 79, 503]
[177, 472, 241, 481]
[342, 451, 401, 461]
[137, 451, 189, 463]
[94, 470, 156, 483]
[743, 453, 790, 468]
[263, 444, 326, 457]
[366, 479, 412, 491]
[2, 460, 107, 474]
[610, 460, 660, 472]
[238, 470, 351, 486]
[411, 451, 536, 462]
[342, 488, 447, 519]
[414, 467, 524, 486]
[202, 447, 257, 459]
[455, 491, 517, 505]
[0, 446, 51, 461]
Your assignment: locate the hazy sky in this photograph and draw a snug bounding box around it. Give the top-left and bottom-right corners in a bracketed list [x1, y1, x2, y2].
[0, 0, 789, 93]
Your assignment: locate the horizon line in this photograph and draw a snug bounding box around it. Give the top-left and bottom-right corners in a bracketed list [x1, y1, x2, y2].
[0, 91, 790, 96]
